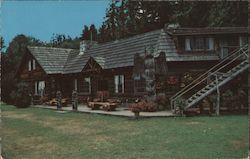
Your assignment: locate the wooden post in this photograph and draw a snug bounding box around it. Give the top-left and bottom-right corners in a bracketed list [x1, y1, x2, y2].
[215, 75, 220, 116]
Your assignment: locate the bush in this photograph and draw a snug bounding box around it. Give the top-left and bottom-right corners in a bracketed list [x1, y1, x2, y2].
[175, 97, 187, 116]
[155, 94, 169, 110]
[129, 101, 158, 112]
[10, 82, 31, 108]
[1, 72, 17, 103]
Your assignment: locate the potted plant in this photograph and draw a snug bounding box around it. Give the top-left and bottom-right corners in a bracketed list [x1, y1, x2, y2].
[175, 97, 187, 116]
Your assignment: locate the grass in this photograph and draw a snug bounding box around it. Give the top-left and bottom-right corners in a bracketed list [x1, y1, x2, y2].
[1, 104, 248, 159]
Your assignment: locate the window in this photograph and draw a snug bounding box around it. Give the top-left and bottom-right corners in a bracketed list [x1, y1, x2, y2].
[114, 75, 124, 93]
[32, 59, 36, 70]
[134, 77, 146, 93]
[28, 59, 36, 71]
[185, 38, 191, 51]
[239, 36, 248, 47]
[206, 38, 214, 50]
[28, 60, 32, 71]
[35, 81, 45, 96]
[185, 36, 214, 51]
[194, 37, 204, 50]
[83, 77, 91, 94]
[73, 79, 78, 91]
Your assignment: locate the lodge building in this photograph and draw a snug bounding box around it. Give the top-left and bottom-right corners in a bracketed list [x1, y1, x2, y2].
[16, 26, 248, 105]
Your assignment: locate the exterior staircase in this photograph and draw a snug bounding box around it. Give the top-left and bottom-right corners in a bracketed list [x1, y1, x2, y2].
[170, 45, 249, 112]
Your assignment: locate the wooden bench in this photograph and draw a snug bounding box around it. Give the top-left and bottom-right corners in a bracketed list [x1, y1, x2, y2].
[87, 102, 118, 111]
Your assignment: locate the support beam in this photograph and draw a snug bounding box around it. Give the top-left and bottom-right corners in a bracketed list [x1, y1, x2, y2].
[215, 75, 220, 116]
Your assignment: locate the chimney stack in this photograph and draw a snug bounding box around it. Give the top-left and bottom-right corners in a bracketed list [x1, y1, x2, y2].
[79, 40, 98, 55]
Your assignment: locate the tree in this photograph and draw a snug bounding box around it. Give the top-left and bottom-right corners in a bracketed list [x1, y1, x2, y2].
[81, 25, 90, 40]
[50, 34, 81, 49]
[2, 35, 44, 103]
[89, 24, 98, 41]
[0, 36, 5, 52]
[208, 1, 248, 27]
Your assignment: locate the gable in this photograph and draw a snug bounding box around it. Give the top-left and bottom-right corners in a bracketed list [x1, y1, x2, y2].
[82, 57, 102, 72]
[16, 50, 47, 80]
[28, 46, 73, 74]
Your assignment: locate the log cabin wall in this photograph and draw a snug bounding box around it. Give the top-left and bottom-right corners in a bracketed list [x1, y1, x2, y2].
[105, 67, 134, 98]
[163, 61, 218, 96]
[17, 52, 48, 95]
[65, 67, 136, 101]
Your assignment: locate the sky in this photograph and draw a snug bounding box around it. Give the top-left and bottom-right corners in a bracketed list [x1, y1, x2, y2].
[2, 0, 110, 47]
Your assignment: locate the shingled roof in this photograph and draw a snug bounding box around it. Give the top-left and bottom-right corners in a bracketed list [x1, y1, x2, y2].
[63, 29, 175, 74]
[166, 27, 248, 35]
[27, 27, 247, 75]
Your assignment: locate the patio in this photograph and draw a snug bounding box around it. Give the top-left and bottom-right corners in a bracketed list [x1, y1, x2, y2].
[33, 104, 176, 118]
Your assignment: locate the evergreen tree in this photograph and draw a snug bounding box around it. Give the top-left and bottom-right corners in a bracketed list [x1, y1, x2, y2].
[208, 1, 248, 27]
[81, 25, 90, 40]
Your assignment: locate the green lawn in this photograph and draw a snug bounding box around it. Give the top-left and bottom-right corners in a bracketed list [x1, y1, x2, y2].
[1, 104, 248, 159]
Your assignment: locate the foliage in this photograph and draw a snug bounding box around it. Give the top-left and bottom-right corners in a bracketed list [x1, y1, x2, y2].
[1, 36, 5, 51]
[49, 34, 81, 49]
[155, 94, 169, 110]
[81, 24, 98, 41]
[222, 90, 233, 98]
[175, 97, 187, 111]
[208, 1, 247, 27]
[10, 82, 31, 108]
[1, 35, 44, 104]
[98, 1, 247, 43]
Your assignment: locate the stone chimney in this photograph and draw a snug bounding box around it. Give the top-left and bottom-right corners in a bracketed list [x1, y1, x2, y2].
[79, 40, 98, 55]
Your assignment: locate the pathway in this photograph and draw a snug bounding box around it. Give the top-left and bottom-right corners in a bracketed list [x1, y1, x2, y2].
[33, 104, 176, 118]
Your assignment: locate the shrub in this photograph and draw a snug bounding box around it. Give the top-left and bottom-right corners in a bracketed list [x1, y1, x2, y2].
[129, 101, 158, 112]
[10, 82, 31, 108]
[129, 103, 141, 113]
[155, 94, 169, 110]
[175, 97, 187, 115]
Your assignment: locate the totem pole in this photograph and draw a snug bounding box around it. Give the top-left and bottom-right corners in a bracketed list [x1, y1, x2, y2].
[72, 90, 78, 111]
[144, 46, 156, 101]
[56, 90, 62, 110]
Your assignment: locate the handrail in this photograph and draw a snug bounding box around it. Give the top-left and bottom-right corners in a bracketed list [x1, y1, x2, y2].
[171, 45, 247, 100]
[170, 44, 248, 109]
[175, 49, 246, 101]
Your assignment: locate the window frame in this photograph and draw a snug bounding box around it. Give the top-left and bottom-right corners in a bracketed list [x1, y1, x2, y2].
[239, 36, 248, 47]
[184, 36, 215, 52]
[73, 79, 78, 91]
[82, 77, 91, 94]
[114, 75, 125, 94]
[28, 60, 32, 71]
[32, 59, 36, 70]
[35, 81, 45, 96]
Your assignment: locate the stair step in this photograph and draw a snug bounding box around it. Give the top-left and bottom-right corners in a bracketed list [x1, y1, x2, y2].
[173, 51, 249, 110]
[196, 92, 203, 96]
[200, 90, 206, 94]
[235, 66, 242, 69]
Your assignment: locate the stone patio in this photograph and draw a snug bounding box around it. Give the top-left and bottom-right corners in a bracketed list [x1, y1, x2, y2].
[33, 104, 176, 118]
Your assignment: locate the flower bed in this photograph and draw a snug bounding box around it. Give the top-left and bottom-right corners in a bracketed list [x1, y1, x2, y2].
[129, 101, 158, 113]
